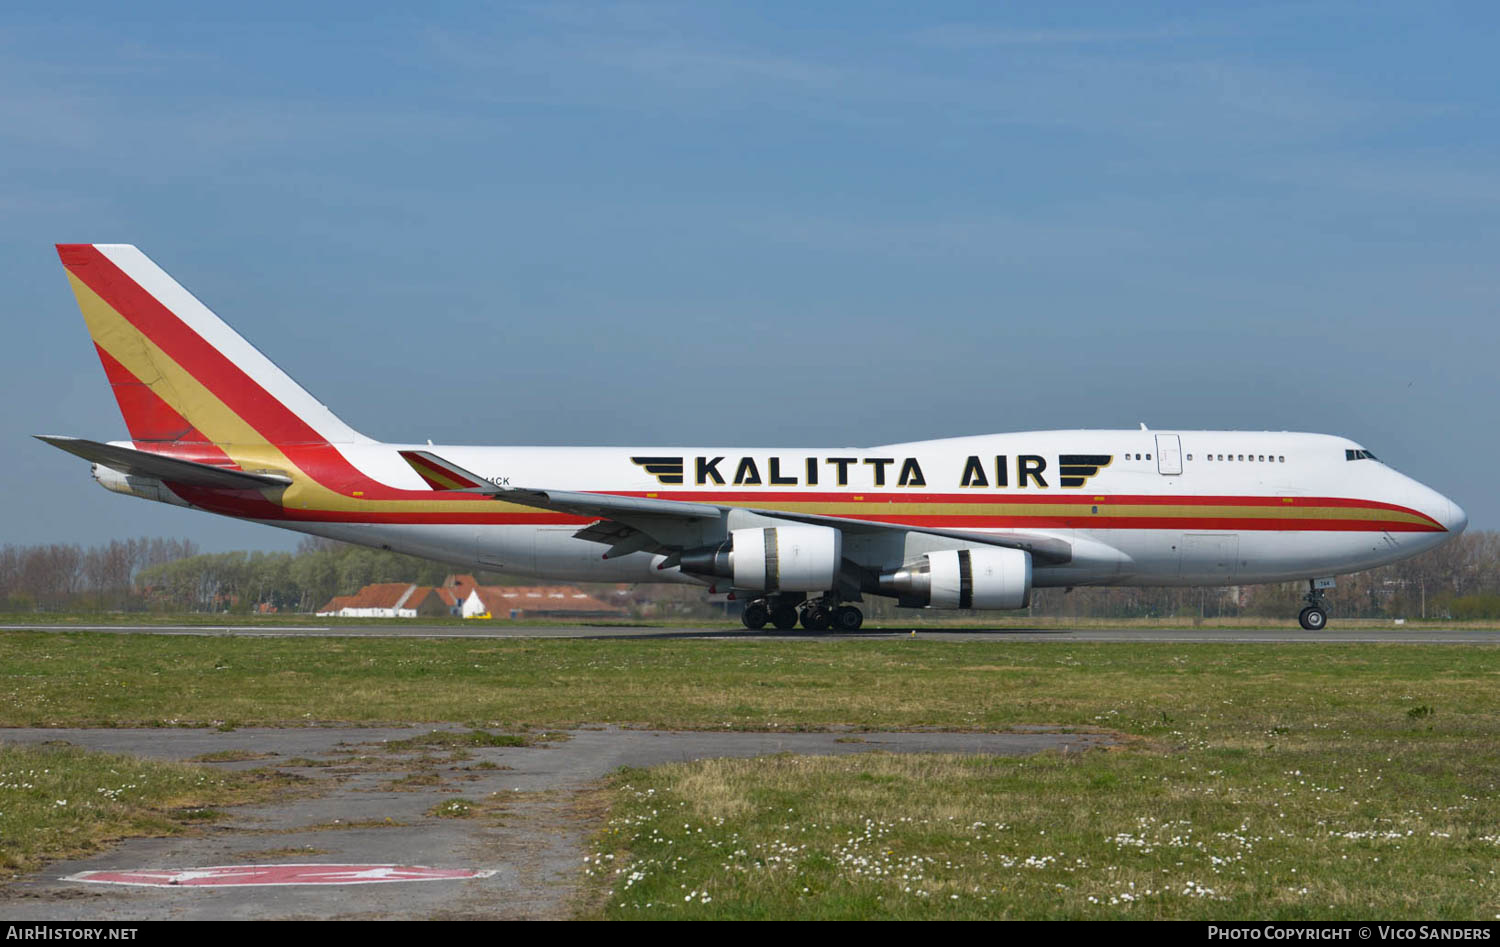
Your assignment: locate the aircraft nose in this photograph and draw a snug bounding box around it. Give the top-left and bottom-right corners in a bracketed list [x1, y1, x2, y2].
[1444, 499, 1468, 535]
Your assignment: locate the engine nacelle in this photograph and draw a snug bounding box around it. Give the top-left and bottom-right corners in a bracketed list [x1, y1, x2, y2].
[879, 547, 1032, 610]
[678, 524, 842, 592]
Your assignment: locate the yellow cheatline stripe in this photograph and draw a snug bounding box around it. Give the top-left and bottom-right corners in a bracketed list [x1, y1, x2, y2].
[73, 278, 530, 516]
[739, 500, 1430, 524]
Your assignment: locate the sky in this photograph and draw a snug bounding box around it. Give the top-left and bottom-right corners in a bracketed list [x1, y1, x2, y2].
[1, 1, 1496, 550]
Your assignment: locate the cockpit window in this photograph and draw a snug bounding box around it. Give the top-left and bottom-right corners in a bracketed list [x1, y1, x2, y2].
[1345, 449, 1378, 461]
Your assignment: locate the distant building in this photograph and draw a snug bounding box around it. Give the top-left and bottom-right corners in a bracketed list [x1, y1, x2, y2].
[314, 577, 627, 620]
[461, 585, 629, 620]
[429, 585, 463, 615]
[316, 582, 453, 618]
[315, 594, 357, 616]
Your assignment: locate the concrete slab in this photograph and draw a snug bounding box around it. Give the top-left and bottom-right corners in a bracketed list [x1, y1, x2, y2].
[0, 725, 1109, 920]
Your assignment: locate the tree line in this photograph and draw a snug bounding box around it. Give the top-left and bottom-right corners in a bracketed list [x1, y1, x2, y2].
[1027, 530, 1500, 621]
[0, 538, 199, 611]
[1, 532, 1497, 619]
[0, 537, 479, 614]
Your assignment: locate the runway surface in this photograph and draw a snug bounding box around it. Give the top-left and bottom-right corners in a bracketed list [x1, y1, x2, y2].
[0, 725, 1109, 920]
[3, 623, 1498, 644]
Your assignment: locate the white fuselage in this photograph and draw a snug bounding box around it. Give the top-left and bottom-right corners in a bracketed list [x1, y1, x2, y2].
[223, 429, 1462, 593]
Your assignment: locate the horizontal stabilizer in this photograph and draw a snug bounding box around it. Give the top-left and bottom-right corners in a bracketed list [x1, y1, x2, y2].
[398, 450, 505, 493]
[36, 435, 292, 490]
[399, 453, 510, 495]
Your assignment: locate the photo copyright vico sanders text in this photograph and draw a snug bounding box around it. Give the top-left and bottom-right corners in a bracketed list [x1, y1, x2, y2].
[1210, 929, 1491, 941]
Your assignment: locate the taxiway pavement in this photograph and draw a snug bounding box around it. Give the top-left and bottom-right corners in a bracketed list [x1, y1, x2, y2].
[3, 623, 1496, 644]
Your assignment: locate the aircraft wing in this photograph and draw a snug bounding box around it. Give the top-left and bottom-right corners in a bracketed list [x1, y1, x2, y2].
[399, 450, 1071, 565]
[36, 436, 293, 490]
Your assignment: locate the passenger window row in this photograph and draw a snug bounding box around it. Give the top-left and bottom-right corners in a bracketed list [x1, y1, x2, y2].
[1189, 453, 1285, 463]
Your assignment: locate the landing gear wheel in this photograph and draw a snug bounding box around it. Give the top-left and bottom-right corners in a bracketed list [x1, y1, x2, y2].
[801, 606, 832, 631]
[741, 602, 769, 631]
[770, 605, 800, 631]
[1299, 579, 1332, 631]
[832, 605, 864, 632]
[1298, 606, 1327, 631]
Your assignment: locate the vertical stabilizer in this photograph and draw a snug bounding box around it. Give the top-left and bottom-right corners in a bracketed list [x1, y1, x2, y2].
[56, 243, 372, 449]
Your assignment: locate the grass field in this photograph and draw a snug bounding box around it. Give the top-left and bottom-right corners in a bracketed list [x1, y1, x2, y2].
[0, 742, 299, 879]
[2, 631, 1499, 918]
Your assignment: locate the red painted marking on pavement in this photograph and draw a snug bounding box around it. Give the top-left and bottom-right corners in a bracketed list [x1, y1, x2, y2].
[65, 864, 495, 887]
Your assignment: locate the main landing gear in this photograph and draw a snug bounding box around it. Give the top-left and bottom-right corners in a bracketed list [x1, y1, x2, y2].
[1298, 579, 1333, 631]
[741, 600, 796, 630]
[740, 595, 863, 632]
[799, 600, 864, 632]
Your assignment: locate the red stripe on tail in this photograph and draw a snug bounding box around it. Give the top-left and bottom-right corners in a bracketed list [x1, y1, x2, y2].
[59, 245, 330, 449]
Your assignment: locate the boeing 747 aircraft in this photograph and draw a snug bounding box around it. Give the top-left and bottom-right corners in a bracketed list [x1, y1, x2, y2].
[39, 244, 1467, 631]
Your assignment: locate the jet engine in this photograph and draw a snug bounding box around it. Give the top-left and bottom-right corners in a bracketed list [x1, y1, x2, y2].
[878, 547, 1032, 609]
[678, 524, 842, 592]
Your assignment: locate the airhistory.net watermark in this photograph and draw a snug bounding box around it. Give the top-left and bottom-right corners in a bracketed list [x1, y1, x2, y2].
[5, 928, 137, 941]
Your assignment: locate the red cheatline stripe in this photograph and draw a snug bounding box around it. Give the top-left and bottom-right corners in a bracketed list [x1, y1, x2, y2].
[606, 491, 1439, 530]
[610, 489, 1430, 515]
[164, 488, 1442, 531]
[839, 515, 1439, 533]
[166, 486, 587, 524]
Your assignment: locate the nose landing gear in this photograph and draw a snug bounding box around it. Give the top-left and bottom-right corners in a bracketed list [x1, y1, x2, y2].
[1298, 605, 1327, 631]
[1298, 579, 1333, 631]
